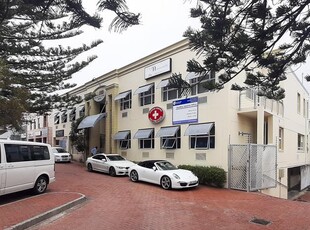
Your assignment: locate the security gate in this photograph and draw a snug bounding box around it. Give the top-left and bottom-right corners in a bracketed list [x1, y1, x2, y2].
[228, 144, 277, 192]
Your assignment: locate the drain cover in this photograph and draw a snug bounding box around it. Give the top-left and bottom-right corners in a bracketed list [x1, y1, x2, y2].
[250, 217, 271, 226]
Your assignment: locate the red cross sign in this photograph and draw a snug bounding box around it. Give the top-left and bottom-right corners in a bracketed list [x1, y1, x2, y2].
[148, 107, 165, 124]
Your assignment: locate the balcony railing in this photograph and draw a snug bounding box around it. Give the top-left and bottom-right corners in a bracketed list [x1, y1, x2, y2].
[239, 89, 284, 116]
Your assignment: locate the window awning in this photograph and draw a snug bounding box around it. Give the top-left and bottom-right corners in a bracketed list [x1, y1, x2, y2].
[133, 129, 153, 139]
[77, 113, 106, 129]
[184, 123, 214, 136]
[114, 91, 130, 101]
[156, 126, 179, 137]
[70, 107, 76, 114]
[186, 72, 200, 81]
[156, 79, 170, 88]
[113, 131, 130, 140]
[134, 84, 153, 95]
[78, 105, 85, 112]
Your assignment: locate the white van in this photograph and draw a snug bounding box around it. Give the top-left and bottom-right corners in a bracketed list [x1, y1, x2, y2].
[0, 140, 55, 196]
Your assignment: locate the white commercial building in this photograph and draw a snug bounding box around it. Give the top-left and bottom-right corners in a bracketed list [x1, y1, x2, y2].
[29, 39, 310, 199]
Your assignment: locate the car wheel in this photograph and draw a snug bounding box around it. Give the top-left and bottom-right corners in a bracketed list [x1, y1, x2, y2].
[33, 176, 48, 194]
[87, 163, 93, 172]
[130, 170, 139, 182]
[109, 167, 116, 176]
[160, 176, 171, 190]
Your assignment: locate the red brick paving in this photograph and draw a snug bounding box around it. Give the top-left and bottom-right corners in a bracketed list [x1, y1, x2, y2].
[2, 162, 310, 230]
[0, 192, 82, 229]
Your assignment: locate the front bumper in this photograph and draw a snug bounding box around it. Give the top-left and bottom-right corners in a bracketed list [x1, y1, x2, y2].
[55, 156, 71, 162]
[115, 167, 130, 175]
[172, 180, 199, 189]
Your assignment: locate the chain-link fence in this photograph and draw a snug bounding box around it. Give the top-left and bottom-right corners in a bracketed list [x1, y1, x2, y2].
[228, 144, 277, 192]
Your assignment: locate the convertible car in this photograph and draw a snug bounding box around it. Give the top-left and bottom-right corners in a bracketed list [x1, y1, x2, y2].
[128, 160, 199, 190]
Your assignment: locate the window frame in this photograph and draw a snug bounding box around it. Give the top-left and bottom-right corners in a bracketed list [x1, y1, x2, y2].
[138, 129, 155, 149]
[120, 91, 132, 111]
[119, 131, 131, 149]
[190, 71, 216, 95]
[162, 85, 181, 102]
[298, 133, 304, 151]
[139, 84, 155, 106]
[160, 127, 181, 149]
[278, 127, 284, 151]
[189, 125, 215, 149]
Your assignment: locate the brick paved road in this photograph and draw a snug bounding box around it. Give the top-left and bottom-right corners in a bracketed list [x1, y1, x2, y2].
[28, 162, 310, 230]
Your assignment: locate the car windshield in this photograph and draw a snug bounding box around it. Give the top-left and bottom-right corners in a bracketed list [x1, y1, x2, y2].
[106, 155, 125, 161]
[155, 161, 177, 170]
[54, 148, 67, 153]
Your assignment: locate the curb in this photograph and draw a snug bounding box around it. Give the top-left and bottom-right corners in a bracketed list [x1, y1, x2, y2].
[5, 193, 87, 230]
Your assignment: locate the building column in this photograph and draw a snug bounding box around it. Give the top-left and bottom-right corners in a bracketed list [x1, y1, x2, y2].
[257, 107, 264, 144]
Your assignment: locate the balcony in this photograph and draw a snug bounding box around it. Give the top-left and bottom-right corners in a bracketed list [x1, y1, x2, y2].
[238, 89, 284, 117]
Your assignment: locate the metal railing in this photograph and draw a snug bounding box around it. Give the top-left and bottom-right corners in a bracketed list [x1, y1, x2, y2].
[239, 89, 284, 116]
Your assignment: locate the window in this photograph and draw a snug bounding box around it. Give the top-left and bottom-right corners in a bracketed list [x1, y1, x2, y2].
[69, 108, 76, 121]
[115, 91, 132, 110]
[61, 111, 68, 123]
[162, 86, 181, 102]
[278, 127, 284, 150]
[189, 71, 215, 95]
[156, 126, 181, 149]
[303, 98, 306, 117]
[298, 134, 304, 151]
[297, 93, 301, 114]
[185, 123, 215, 149]
[135, 84, 155, 106]
[4, 144, 50, 162]
[134, 129, 154, 149]
[113, 131, 131, 149]
[120, 132, 131, 149]
[79, 106, 85, 118]
[54, 113, 60, 124]
[157, 79, 181, 102]
[121, 92, 132, 110]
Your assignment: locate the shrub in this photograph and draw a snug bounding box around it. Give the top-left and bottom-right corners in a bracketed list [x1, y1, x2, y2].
[178, 165, 226, 188]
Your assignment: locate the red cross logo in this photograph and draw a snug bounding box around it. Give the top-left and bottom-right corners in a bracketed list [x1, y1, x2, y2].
[148, 107, 165, 124]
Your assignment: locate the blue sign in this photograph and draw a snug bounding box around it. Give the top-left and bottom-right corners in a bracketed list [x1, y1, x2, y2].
[172, 97, 198, 125]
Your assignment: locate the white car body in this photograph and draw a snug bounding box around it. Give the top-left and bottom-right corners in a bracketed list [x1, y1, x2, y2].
[52, 147, 71, 163]
[0, 140, 55, 196]
[129, 160, 199, 189]
[86, 153, 135, 176]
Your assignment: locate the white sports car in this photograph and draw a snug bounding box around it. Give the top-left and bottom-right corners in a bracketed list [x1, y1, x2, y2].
[129, 160, 199, 190]
[86, 153, 135, 176]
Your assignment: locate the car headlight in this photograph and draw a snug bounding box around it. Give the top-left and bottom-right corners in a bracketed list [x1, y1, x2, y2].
[173, 173, 180, 179]
[116, 166, 125, 169]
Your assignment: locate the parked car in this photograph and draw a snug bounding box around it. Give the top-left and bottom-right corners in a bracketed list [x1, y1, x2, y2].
[128, 160, 199, 190]
[86, 153, 135, 176]
[0, 140, 55, 196]
[52, 147, 71, 163]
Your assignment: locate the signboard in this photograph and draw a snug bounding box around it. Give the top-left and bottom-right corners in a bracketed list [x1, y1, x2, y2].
[172, 97, 198, 125]
[148, 107, 165, 124]
[144, 59, 171, 80]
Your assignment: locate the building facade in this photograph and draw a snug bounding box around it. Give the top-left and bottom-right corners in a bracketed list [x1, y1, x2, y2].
[29, 39, 310, 199]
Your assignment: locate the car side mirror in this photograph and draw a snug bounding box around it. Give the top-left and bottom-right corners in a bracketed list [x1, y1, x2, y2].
[152, 166, 157, 171]
[102, 159, 106, 162]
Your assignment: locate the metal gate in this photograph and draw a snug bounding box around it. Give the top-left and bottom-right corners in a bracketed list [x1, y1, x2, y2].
[228, 144, 277, 191]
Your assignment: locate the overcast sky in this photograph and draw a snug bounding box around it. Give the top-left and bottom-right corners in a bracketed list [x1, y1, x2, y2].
[67, 0, 310, 92]
[66, 0, 200, 87]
